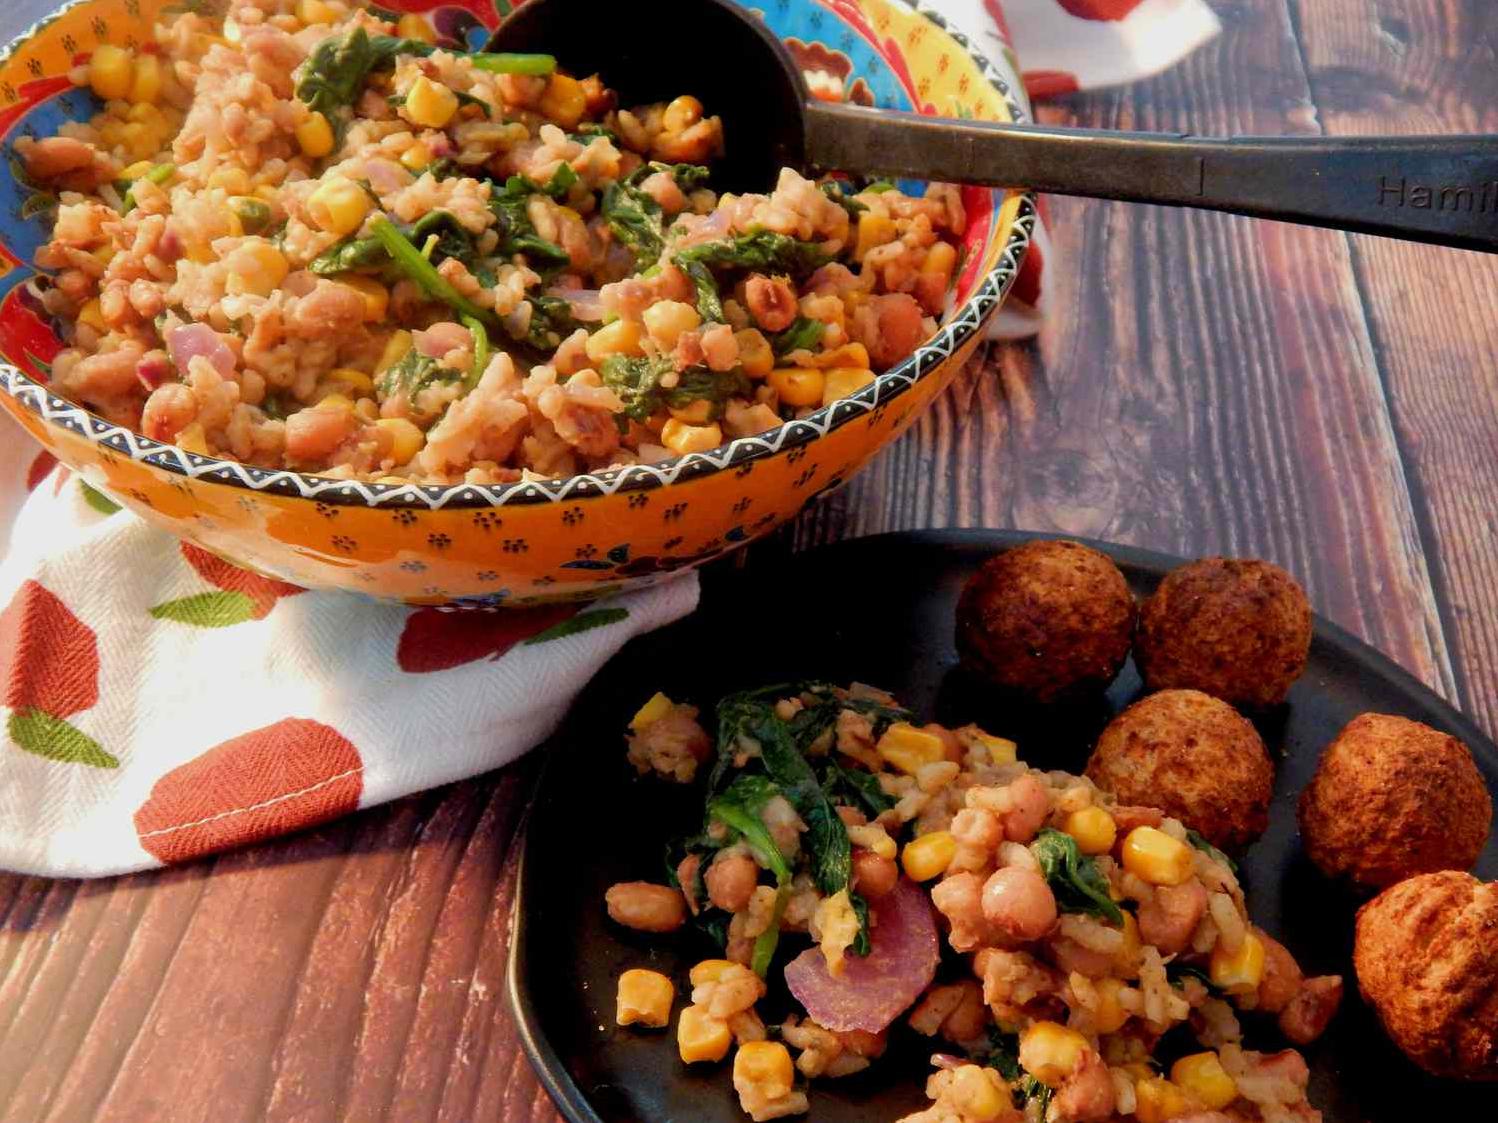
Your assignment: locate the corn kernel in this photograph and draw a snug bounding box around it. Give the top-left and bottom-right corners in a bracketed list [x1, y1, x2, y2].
[877, 722, 947, 776]
[296, 0, 337, 26]
[1171, 1052, 1237, 1110]
[854, 212, 897, 261]
[375, 418, 425, 465]
[98, 120, 126, 148]
[208, 166, 251, 194]
[1121, 827, 1195, 887]
[296, 111, 335, 159]
[321, 368, 375, 398]
[404, 76, 460, 129]
[660, 419, 723, 455]
[77, 298, 106, 333]
[316, 393, 354, 413]
[129, 53, 162, 105]
[641, 299, 700, 350]
[335, 274, 389, 322]
[225, 241, 288, 298]
[848, 822, 898, 861]
[810, 341, 871, 369]
[901, 831, 956, 882]
[630, 692, 674, 731]
[663, 94, 704, 133]
[585, 318, 645, 362]
[677, 1004, 732, 1063]
[689, 959, 740, 987]
[395, 13, 437, 44]
[1063, 807, 1117, 856]
[767, 367, 824, 409]
[1210, 931, 1266, 996]
[922, 240, 958, 280]
[1018, 1021, 1088, 1087]
[399, 141, 431, 171]
[1114, 911, 1144, 979]
[1092, 977, 1129, 1034]
[121, 159, 154, 179]
[733, 1041, 793, 1100]
[821, 367, 875, 407]
[120, 122, 154, 161]
[668, 399, 714, 425]
[538, 73, 587, 130]
[616, 968, 674, 1028]
[733, 329, 773, 378]
[376, 329, 414, 374]
[306, 176, 372, 237]
[88, 45, 133, 101]
[1134, 1075, 1191, 1123]
[946, 1065, 1010, 1122]
[175, 422, 209, 455]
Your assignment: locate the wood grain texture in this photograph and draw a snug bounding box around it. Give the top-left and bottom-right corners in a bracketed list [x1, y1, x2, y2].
[3, 3, 1498, 1122]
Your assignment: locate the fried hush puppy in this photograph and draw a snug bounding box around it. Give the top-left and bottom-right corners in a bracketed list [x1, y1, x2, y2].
[1298, 713, 1492, 891]
[1135, 557, 1312, 709]
[1085, 689, 1274, 851]
[955, 539, 1136, 704]
[1354, 871, 1498, 1080]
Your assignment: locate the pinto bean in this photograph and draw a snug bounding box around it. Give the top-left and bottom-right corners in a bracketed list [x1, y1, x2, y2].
[605, 881, 687, 932]
[283, 406, 353, 463]
[1278, 975, 1343, 1044]
[676, 854, 702, 916]
[852, 850, 898, 899]
[931, 872, 993, 953]
[141, 383, 197, 442]
[1255, 929, 1304, 1014]
[1136, 879, 1207, 954]
[1051, 1048, 1115, 1123]
[19, 136, 96, 181]
[705, 853, 759, 912]
[1001, 774, 1050, 843]
[981, 867, 1058, 942]
[744, 273, 797, 332]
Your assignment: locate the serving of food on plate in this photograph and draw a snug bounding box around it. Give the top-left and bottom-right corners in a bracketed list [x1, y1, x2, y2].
[514, 535, 1498, 1123]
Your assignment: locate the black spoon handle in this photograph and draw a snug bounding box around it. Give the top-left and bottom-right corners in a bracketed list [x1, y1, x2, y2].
[805, 102, 1498, 253]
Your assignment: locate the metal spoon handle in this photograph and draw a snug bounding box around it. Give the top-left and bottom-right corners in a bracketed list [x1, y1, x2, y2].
[805, 102, 1498, 253]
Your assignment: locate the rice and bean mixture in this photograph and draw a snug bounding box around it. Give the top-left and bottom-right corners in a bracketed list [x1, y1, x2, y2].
[21, 1, 965, 483]
[608, 684, 1340, 1123]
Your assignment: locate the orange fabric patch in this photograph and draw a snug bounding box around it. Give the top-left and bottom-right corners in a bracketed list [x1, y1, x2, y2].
[133, 718, 363, 864]
[0, 579, 99, 718]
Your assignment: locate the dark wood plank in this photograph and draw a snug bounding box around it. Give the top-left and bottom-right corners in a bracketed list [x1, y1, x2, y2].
[1289, 0, 1498, 735]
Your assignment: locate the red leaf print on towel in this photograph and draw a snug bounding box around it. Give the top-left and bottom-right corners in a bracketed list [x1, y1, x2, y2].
[396, 604, 577, 672]
[1056, 0, 1147, 19]
[133, 718, 363, 864]
[0, 580, 99, 718]
[150, 543, 306, 626]
[24, 451, 57, 491]
[0, 580, 115, 767]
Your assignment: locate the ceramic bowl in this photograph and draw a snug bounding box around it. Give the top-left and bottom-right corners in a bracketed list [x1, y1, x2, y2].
[0, 0, 1036, 605]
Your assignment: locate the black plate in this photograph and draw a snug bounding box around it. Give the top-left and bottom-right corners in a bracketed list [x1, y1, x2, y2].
[509, 530, 1498, 1123]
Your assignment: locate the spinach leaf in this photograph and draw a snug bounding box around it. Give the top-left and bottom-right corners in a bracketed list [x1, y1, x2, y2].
[309, 234, 391, 276]
[488, 176, 571, 275]
[600, 162, 712, 271]
[570, 123, 617, 144]
[674, 233, 834, 323]
[708, 774, 792, 978]
[538, 163, 578, 200]
[377, 347, 458, 400]
[1186, 829, 1238, 873]
[462, 314, 489, 391]
[668, 366, 751, 419]
[850, 892, 872, 957]
[1167, 960, 1219, 992]
[469, 52, 556, 76]
[521, 293, 578, 351]
[819, 180, 867, 219]
[1032, 828, 1124, 925]
[407, 210, 479, 265]
[967, 1030, 1053, 1113]
[598, 354, 677, 424]
[368, 216, 498, 328]
[756, 713, 851, 897]
[296, 29, 430, 118]
[771, 317, 826, 358]
[821, 760, 895, 819]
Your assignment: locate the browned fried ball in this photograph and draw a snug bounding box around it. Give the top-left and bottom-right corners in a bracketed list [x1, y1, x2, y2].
[1085, 688, 1273, 851]
[955, 539, 1135, 704]
[1135, 558, 1311, 709]
[1298, 713, 1491, 891]
[1354, 871, 1498, 1080]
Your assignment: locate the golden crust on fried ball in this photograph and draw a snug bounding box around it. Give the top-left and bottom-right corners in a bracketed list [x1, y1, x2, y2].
[1085, 688, 1273, 851]
[1354, 871, 1498, 1080]
[955, 539, 1135, 704]
[1298, 713, 1492, 891]
[1135, 558, 1311, 709]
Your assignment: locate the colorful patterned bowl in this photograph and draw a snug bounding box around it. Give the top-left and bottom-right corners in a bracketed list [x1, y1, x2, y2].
[0, 0, 1036, 605]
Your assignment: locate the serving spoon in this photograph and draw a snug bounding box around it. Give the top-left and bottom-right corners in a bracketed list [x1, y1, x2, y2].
[488, 0, 1498, 253]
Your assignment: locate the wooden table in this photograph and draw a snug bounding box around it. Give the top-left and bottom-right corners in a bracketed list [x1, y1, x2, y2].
[4, 3, 1497, 1120]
